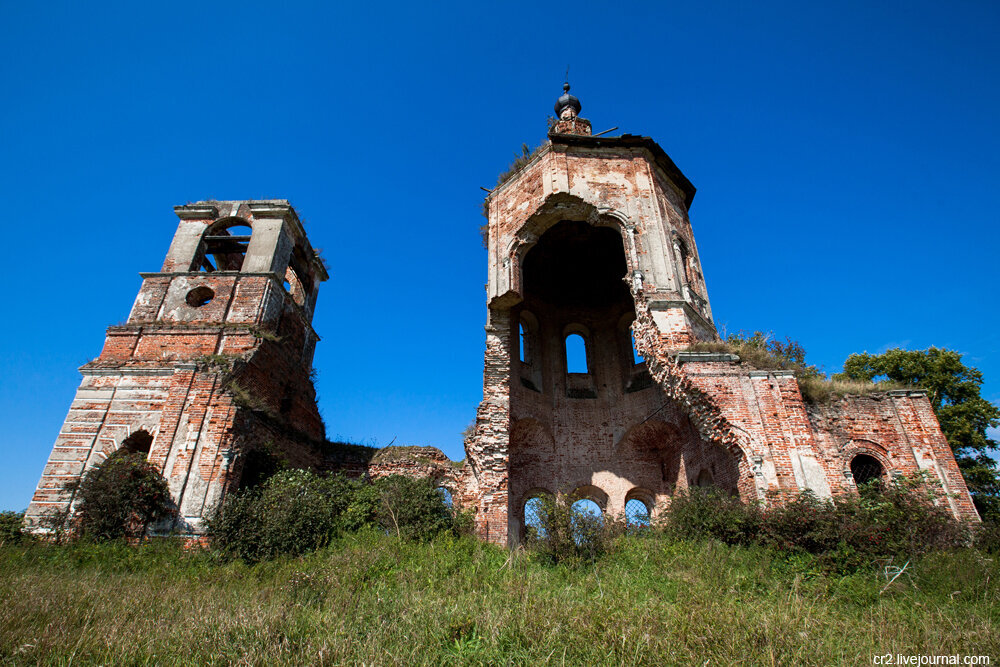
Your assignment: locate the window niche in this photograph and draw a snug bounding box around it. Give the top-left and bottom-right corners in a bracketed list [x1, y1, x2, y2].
[192, 219, 253, 273]
[564, 328, 596, 399]
[517, 312, 542, 393]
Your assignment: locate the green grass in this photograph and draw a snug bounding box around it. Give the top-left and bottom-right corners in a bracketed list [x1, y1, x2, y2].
[1, 534, 997, 665]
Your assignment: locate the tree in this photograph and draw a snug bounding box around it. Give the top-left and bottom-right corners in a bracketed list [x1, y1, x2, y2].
[76, 450, 175, 540]
[836, 347, 1000, 519]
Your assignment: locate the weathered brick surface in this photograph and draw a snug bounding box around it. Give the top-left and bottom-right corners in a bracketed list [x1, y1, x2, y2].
[25, 126, 979, 545]
[25, 200, 330, 534]
[457, 115, 979, 545]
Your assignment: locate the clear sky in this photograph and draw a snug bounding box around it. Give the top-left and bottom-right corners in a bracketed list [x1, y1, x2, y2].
[1, 0, 997, 511]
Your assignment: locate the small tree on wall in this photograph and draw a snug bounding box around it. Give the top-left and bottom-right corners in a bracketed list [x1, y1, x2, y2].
[76, 450, 175, 540]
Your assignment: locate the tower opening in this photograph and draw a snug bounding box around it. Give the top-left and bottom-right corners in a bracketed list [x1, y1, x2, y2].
[523, 221, 628, 308]
[192, 219, 253, 272]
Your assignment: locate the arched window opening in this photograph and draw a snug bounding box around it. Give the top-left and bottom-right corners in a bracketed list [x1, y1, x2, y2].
[625, 498, 650, 529]
[284, 265, 307, 307]
[437, 487, 453, 509]
[570, 498, 603, 544]
[121, 430, 153, 456]
[851, 454, 885, 487]
[194, 221, 253, 272]
[565, 333, 588, 374]
[519, 321, 528, 363]
[524, 495, 547, 539]
[630, 330, 644, 365]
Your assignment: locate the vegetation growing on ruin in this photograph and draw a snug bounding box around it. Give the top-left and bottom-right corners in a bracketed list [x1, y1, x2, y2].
[2, 508, 998, 664]
[688, 331, 907, 402]
[210, 471, 467, 564]
[494, 142, 548, 190]
[690, 336, 1000, 518]
[836, 347, 1000, 520]
[480, 141, 549, 243]
[75, 450, 174, 541]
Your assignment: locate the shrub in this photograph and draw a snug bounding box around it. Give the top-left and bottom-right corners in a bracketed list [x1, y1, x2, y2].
[344, 475, 456, 541]
[660, 488, 762, 545]
[974, 518, 1000, 553]
[76, 450, 174, 541]
[524, 494, 623, 565]
[211, 469, 361, 563]
[0, 511, 25, 545]
[211, 471, 460, 562]
[759, 478, 969, 572]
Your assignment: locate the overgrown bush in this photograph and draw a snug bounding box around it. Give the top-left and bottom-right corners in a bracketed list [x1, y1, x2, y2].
[760, 479, 968, 571]
[660, 488, 762, 545]
[524, 494, 623, 565]
[210, 469, 361, 563]
[76, 450, 174, 541]
[0, 511, 25, 545]
[656, 478, 968, 573]
[342, 475, 457, 541]
[972, 518, 1000, 553]
[211, 471, 461, 563]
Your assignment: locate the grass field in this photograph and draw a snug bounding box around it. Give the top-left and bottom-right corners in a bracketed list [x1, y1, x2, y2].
[1, 533, 997, 665]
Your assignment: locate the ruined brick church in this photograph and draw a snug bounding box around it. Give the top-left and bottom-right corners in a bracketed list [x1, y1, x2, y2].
[25, 85, 979, 543]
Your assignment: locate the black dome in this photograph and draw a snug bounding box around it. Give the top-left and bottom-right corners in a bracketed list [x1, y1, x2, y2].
[554, 82, 581, 116]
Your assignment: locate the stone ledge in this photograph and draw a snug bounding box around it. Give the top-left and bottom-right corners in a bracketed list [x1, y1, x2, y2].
[675, 351, 740, 364]
[174, 204, 219, 220]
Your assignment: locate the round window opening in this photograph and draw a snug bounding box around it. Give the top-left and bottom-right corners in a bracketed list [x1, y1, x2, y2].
[186, 286, 215, 308]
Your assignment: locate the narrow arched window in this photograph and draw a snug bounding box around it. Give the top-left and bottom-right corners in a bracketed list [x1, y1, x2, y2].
[565, 334, 588, 373]
[437, 487, 453, 509]
[519, 321, 528, 363]
[631, 330, 644, 365]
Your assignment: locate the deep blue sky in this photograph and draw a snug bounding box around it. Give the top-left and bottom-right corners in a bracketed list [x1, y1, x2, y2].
[2, 1, 997, 511]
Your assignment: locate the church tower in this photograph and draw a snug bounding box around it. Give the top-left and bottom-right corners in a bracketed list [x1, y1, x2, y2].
[465, 84, 728, 544]
[25, 200, 329, 534]
[464, 85, 978, 545]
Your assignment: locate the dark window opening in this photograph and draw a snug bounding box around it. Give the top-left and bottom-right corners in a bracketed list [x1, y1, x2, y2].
[185, 286, 215, 308]
[851, 454, 885, 487]
[239, 449, 282, 491]
[522, 221, 629, 308]
[121, 430, 153, 456]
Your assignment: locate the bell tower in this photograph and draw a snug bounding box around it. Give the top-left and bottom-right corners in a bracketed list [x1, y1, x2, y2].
[466, 84, 724, 545]
[25, 200, 329, 534]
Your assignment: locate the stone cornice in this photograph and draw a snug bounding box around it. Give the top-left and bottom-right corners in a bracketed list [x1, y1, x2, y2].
[174, 204, 219, 220]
